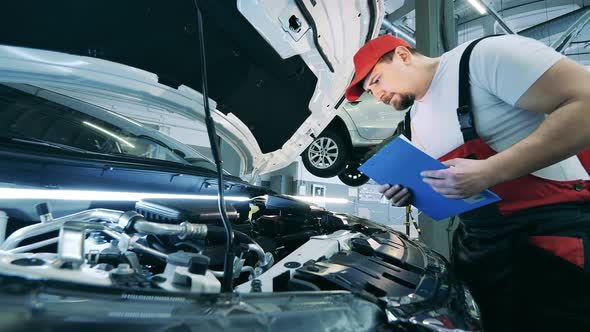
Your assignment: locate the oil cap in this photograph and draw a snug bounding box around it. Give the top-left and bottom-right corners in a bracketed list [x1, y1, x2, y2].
[167, 252, 210, 275]
[188, 254, 210, 275]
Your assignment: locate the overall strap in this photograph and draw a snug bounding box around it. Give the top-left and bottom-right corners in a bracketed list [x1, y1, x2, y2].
[403, 110, 411, 140]
[457, 35, 498, 142]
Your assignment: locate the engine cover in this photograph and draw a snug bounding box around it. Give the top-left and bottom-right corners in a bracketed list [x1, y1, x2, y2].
[288, 231, 444, 301]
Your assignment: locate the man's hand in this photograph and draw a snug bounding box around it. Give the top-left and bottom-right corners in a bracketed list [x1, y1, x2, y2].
[379, 184, 412, 207]
[420, 158, 499, 199]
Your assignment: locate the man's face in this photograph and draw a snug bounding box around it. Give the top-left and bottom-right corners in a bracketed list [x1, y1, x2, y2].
[362, 50, 415, 110]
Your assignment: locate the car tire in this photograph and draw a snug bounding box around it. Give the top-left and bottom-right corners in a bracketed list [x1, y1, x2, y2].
[338, 161, 369, 187]
[302, 129, 350, 178]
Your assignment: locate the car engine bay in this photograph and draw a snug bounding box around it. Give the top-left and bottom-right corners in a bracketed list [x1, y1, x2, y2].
[0, 186, 482, 331]
[0, 195, 441, 297]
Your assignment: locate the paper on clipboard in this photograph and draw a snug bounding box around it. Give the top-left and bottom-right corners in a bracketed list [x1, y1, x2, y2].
[358, 135, 500, 220]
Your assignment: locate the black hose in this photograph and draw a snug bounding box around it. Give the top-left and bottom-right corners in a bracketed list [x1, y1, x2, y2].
[207, 227, 258, 246]
[193, 0, 234, 292]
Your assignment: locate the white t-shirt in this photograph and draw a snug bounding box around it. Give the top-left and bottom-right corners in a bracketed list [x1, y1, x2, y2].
[410, 34, 589, 181]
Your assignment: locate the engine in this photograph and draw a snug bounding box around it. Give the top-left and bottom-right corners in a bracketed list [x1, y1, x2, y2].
[0, 194, 442, 300]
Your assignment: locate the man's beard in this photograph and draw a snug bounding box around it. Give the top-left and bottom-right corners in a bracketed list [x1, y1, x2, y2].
[385, 93, 415, 110]
[394, 94, 415, 110]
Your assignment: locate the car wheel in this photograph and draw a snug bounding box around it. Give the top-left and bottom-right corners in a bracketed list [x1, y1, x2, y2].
[338, 161, 369, 187]
[302, 129, 350, 178]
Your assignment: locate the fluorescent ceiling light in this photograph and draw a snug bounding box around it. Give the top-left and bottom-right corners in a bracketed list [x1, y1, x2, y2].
[0, 187, 250, 202]
[290, 195, 349, 204]
[467, 0, 487, 15]
[83, 121, 135, 148]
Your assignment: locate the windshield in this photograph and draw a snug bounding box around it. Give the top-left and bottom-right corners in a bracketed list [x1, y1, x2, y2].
[0, 83, 220, 172]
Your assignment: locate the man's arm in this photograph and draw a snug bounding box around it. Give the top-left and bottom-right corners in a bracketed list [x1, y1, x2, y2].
[491, 57, 590, 181]
[422, 58, 590, 198]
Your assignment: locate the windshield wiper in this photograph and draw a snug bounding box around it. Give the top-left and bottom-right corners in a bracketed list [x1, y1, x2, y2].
[0, 134, 219, 177]
[136, 134, 192, 164]
[0, 134, 220, 174]
[136, 134, 224, 173]
[0, 135, 97, 154]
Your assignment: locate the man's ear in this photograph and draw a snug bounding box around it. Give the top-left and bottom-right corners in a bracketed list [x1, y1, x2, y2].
[395, 46, 412, 64]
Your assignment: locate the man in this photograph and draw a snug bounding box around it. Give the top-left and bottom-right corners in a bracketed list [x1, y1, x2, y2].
[345, 34, 590, 331]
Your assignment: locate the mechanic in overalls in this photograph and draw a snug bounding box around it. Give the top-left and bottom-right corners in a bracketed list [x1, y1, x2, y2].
[345, 34, 590, 331]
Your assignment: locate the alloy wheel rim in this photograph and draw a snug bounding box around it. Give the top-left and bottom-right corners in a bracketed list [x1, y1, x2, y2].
[308, 137, 339, 169]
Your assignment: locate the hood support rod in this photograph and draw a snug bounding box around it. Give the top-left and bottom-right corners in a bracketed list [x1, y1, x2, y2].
[193, 0, 234, 292]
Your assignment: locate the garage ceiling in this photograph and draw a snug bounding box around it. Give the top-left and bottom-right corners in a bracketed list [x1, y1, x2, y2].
[384, 0, 590, 65]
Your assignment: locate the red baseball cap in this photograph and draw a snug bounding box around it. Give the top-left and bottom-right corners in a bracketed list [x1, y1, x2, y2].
[345, 34, 412, 102]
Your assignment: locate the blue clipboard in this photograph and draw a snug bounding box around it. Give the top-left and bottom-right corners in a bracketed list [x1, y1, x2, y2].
[358, 135, 501, 221]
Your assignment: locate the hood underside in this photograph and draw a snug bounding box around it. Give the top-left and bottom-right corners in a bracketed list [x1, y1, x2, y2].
[0, 0, 314, 153]
[0, 0, 381, 177]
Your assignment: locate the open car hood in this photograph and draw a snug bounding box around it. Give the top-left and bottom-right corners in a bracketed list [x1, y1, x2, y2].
[0, 0, 382, 180]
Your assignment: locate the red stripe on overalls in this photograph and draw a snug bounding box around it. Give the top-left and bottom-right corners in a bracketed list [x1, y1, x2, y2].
[438, 140, 590, 215]
[438, 139, 590, 267]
